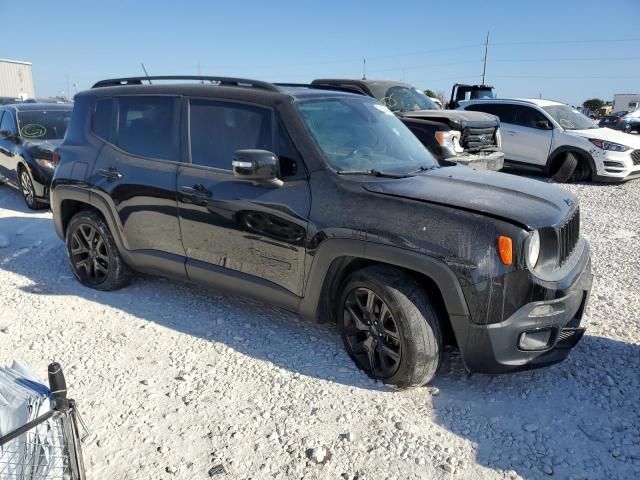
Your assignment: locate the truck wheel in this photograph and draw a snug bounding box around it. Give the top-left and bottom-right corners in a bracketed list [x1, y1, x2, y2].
[338, 265, 442, 389]
[65, 210, 131, 291]
[551, 152, 578, 183]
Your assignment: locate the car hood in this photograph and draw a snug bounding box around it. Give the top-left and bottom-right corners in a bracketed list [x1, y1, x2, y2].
[22, 139, 63, 159]
[397, 109, 499, 130]
[362, 166, 576, 229]
[569, 128, 640, 148]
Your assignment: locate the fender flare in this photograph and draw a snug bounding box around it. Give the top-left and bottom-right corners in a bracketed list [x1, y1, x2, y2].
[545, 146, 597, 177]
[299, 238, 471, 323]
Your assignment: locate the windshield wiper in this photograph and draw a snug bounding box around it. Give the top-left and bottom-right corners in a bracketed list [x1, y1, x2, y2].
[409, 165, 437, 174]
[336, 169, 412, 178]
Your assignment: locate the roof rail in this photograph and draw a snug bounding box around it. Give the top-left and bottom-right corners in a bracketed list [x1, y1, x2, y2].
[274, 83, 368, 96]
[91, 76, 280, 91]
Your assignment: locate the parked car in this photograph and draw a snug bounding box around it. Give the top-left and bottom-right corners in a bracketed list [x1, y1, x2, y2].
[0, 103, 73, 208]
[52, 76, 592, 389]
[600, 110, 640, 134]
[0, 96, 22, 105]
[309, 79, 504, 171]
[460, 98, 640, 182]
[598, 110, 629, 130]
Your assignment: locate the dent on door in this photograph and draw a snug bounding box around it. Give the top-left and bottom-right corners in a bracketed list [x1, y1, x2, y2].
[178, 171, 310, 295]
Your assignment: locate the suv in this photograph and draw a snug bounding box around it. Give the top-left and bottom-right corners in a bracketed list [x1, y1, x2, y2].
[460, 98, 640, 182]
[309, 79, 504, 171]
[52, 76, 592, 389]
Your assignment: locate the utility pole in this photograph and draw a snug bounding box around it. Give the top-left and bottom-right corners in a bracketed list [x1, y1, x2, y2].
[362, 58, 366, 80]
[482, 31, 489, 85]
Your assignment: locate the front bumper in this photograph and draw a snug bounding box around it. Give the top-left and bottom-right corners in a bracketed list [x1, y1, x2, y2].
[450, 151, 504, 171]
[592, 149, 640, 181]
[460, 247, 593, 374]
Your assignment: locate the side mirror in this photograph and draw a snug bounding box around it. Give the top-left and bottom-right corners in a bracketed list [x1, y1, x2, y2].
[232, 149, 283, 187]
[0, 130, 17, 142]
[536, 120, 551, 130]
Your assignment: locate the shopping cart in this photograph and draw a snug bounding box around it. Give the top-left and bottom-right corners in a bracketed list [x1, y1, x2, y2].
[0, 363, 90, 480]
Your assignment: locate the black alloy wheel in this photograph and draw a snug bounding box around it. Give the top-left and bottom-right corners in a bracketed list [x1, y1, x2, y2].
[343, 287, 402, 378]
[69, 223, 110, 285]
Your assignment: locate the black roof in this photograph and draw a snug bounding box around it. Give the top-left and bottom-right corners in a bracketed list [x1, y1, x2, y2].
[2, 103, 73, 111]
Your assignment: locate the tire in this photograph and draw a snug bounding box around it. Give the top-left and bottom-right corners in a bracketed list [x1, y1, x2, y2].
[623, 124, 632, 134]
[18, 166, 46, 210]
[338, 265, 442, 389]
[65, 210, 131, 291]
[569, 156, 592, 182]
[551, 152, 578, 183]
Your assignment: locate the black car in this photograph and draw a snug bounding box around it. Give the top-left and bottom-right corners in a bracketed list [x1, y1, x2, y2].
[51, 76, 592, 389]
[0, 103, 73, 208]
[309, 79, 504, 171]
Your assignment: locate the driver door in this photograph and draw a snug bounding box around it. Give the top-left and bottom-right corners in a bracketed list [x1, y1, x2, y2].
[0, 109, 19, 184]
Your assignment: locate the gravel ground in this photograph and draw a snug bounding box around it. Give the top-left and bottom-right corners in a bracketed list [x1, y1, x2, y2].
[0, 177, 639, 480]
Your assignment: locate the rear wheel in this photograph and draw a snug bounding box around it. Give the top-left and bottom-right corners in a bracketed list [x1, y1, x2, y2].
[624, 124, 632, 134]
[551, 152, 578, 183]
[338, 265, 442, 389]
[18, 167, 45, 210]
[65, 210, 131, 291]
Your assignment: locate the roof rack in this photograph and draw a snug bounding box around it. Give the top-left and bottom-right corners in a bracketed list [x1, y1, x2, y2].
[91, 76, 280, 91]
[274, 83, 367, 96]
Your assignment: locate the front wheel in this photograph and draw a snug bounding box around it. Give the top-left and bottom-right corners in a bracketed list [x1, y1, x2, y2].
[65, 210, 131, 291]
[338, 265, 442, 389]
[18, 167, 45, 210]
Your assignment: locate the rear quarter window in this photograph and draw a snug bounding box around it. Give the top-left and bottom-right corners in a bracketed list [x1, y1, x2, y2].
[91, 98, 113, 140]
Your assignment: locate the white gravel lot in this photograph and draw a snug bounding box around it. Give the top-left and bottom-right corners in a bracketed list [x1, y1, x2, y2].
[0, 177, 639, 480]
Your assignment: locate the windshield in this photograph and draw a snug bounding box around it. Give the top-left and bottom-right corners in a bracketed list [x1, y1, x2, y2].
[16, 109, 72, 140]
[472, 88, 495, 99]
[379, 86, 438, 113]
[296, 97, 438, 175]
[542, 105, 597, 130]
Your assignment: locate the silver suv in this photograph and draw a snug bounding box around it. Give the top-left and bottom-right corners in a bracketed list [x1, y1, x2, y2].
[459, 98, 640, 182]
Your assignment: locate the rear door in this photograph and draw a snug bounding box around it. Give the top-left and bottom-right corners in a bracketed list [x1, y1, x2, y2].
[177, 97, 310, 296]
[88, 95, 186, 262]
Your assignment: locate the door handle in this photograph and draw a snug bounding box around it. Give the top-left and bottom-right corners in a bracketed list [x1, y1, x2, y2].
[180, 185, 212, 198]
[97, 168, 123, 180]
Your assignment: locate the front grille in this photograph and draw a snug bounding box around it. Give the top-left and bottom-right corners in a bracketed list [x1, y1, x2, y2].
[555, 327, 585, 349]
[631, 150, 640, 165]
[460, 126, 497, 151]
[558, 207, 580, 266]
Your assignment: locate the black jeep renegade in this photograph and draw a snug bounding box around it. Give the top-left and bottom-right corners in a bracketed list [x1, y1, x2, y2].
[51, 76, 592, 389]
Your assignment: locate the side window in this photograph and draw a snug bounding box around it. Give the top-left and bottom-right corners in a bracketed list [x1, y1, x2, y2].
[189, 99, 272, 170]
[0, 111, 16, 134]
[465, 103, 512, 121]
[511, 106, 549, 129]
[91, 98, 113, 140]
[116, 96, 179, 161]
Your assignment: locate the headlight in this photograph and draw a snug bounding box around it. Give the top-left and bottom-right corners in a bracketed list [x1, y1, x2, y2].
[588, 138, 631, 152]
[527, 230, 541, 268]
[35, 158, 55, 170]
[434, 130, 464, 153]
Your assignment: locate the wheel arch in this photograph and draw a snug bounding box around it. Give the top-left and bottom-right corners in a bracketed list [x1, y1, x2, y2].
[300, 239, 471, 347]
[545, 146, 596, 178]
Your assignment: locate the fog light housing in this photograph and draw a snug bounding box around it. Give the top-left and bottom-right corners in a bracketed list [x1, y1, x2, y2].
[528, 304, 565, 317]
[519, 329, 554, 351]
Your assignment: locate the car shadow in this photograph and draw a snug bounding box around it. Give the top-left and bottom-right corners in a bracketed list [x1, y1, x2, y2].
[0, 202, 388, 392]
[431, 336, 640, 479]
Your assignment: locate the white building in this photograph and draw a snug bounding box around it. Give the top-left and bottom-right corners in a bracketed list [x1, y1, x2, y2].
[0, 59, 35, 100]
[613, 94, 640, 113]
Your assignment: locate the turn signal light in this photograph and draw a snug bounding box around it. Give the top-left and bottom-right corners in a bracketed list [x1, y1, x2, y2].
[498, 236, 513, 265]
[52, 150, 61, 167]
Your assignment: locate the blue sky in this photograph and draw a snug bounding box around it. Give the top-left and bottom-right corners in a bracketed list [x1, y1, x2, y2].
[2, 0, 639, 105]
